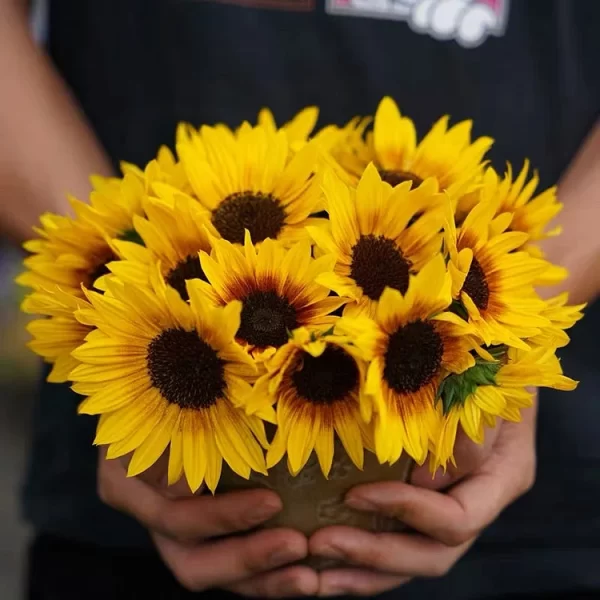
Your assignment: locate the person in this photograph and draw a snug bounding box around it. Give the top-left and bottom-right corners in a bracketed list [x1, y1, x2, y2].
[1, 0, 599, 598]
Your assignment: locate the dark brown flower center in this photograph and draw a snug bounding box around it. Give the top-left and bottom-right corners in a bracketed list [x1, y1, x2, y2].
[379, 169, 423, 188]
[165, 254, 207, 302]
[237, 290, 298, 348]
[147, 328, 225, 409]
[350, 234, 411, 300]
[291, 345, 359, 404]
[211, 191, 287, 245]
[384, 320, 443, 394]
[462, 257, 489, 310]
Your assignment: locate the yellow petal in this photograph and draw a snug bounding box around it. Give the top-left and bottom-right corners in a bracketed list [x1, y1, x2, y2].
[374, 97, 416, 169]
[182, 410, 207, 493]
[266, 427, 287, 469]
[94, 388, 163, 445]
[334, 406, 364, 470]
[128, 404, 180, 477]
[77, 373, 152, 415]
[287, 406, 320, 475]
[168, 422, 184, 486]
[203, 427, 223, 494]
[314, 425, 335, 478]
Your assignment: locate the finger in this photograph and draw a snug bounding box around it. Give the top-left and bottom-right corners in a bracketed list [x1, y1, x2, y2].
[310, 526, 472, 578]
[318, 569, 411, 597]
[345, 420, 535, 547]
[410, 423, 501, 490]
[119, 449, 198, 497]
[225, 566, 319, 598]
[344, 473, 502, 546]
[155, 528, 310, 592]
[99, 454, 283, 542]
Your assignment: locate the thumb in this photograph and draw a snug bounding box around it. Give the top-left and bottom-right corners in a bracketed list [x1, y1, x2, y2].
[410, 423, 501, 490]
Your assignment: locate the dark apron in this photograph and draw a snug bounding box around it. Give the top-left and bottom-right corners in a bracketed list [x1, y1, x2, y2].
[24, 1, 600, 597]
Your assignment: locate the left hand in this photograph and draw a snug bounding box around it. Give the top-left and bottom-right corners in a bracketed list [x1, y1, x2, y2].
[309, 400, 538, 597]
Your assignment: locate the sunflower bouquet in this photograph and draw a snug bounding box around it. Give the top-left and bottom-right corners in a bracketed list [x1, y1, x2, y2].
[18, 97, 583, 533]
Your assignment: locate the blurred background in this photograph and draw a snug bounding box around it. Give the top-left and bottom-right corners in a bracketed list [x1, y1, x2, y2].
[0, 3, 47, 598]
[0, 241, 37, 598]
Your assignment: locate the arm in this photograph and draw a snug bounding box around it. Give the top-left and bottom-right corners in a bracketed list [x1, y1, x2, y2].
[1, 3, 314, 595]
[310, 122, 600, 597]
[541, 120, 600, 305]
[0, 0, 112, 242]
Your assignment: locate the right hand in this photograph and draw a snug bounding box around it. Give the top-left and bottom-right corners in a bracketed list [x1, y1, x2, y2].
[97, 448, 319, 597]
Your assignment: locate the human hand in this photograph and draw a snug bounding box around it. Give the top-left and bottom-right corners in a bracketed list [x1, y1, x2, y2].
[97, 448, 319, 597]
[310, 401, 537, 596]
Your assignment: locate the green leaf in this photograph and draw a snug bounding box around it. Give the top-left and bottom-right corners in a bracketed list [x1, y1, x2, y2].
[483, 344, 508, 362]
[450, 299, 469, 321]
[119, 228, 145, 246]
[436, 358, 503, 416]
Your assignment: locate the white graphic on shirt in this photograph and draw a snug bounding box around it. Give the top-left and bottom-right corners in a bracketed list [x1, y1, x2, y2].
[326, 0, 510, 48]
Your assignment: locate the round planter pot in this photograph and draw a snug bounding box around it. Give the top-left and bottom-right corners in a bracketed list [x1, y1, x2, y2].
[217, 444, 414, 570]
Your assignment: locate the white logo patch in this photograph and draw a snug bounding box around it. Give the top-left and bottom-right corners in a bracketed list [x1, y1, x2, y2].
[326, 0, 510, 48]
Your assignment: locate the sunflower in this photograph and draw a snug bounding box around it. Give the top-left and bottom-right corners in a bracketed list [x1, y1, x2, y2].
[445, 188, 556, 350]
[17, 172, 146, 295]
[257, 106, 319, 149]
[176, 122, 326, 247]
[17, 214, 116, 295]
[324, 117, 372, 185]
[107, 191, 213, 301]
[18, 174, 147, 379]
[70, 273, 267, 493]
[526, 292, 585, 349]
[331, 97, 492, 198]
[435, 346, 577, 469]
[197, 233, 345, 361]
[338, 255, 477, 466]
[308, 164, 448, 318]
[470, 161, 564, 250]
[245, 325, 373, 477]
[70, 172, 147, 243]
[21, 287, 92, 383]
[121, 144, 190, 196]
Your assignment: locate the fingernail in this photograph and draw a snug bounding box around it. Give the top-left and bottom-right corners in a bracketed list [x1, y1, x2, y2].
[247, 500, 281, 524]
[314, 544, 346, 560]
[345, 493, 377, 511]
[269, 543, 304, 568]
[280, 576, 307, 596]
[320, 577, 350, 597]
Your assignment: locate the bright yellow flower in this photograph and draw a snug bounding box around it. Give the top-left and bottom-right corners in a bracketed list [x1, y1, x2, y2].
[435, 346, 577, 470]
[526, 292, 585, 349]
[71, 273, 267, 493]
[339, 255, 477, 466]
[176, 122, 326, 246]
[21, 287, 91, 383]
[17, 173, 146, 295]
[332, 97, 492, 198]
[121, 145, 191, 196]
[108, 191, 213, 301]
[17, 174, 146, 381]
[324, 117, 372, 185]
[257, 106, 319, 148]
[197, 234, 345, 361]
[445, 188, 555, 350]
[464, 161, 564, 248]
[247, 325, 373, 477]
[308, 164, 448, 318]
